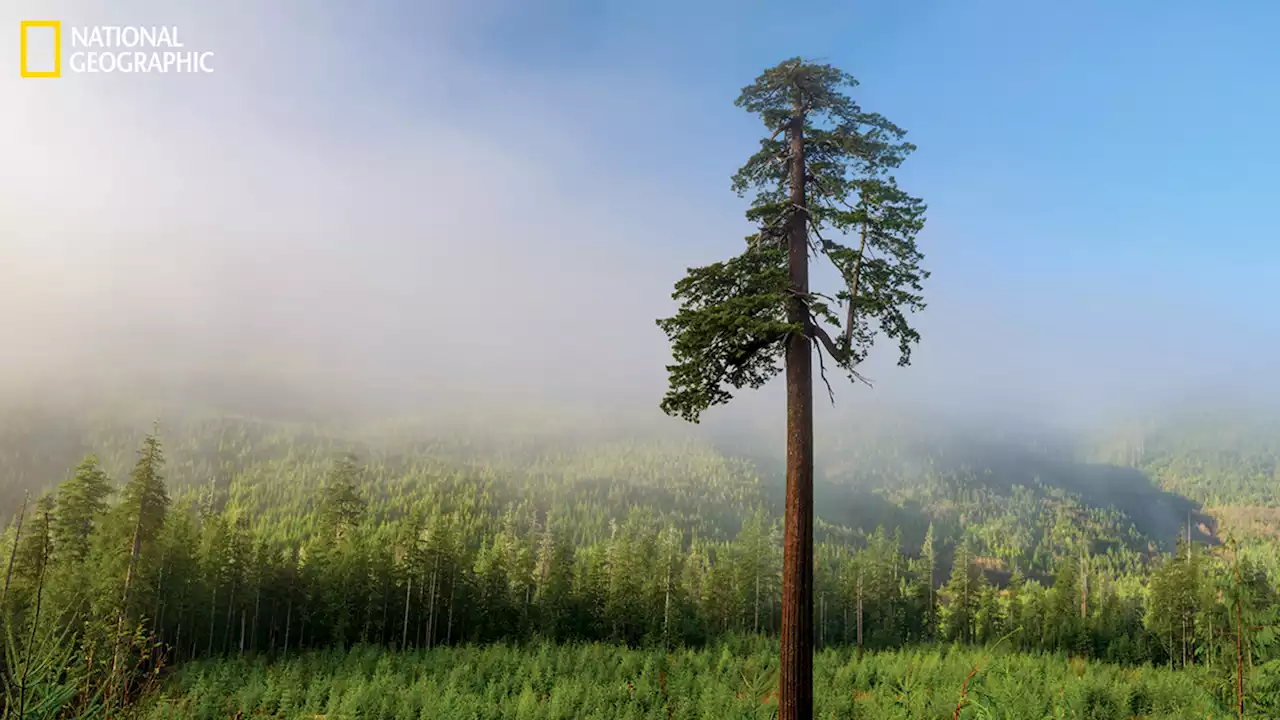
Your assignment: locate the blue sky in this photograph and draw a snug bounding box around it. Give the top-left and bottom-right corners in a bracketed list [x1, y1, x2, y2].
[3, 0, 1278, 423]
[458, 0, 1278, 289]
[417, 0, 1280, 409]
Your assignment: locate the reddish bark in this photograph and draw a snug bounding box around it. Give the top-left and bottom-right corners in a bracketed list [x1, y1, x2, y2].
[779, 97, 814, 720]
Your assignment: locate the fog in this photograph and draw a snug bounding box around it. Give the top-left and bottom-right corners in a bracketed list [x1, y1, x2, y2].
[3, 0, 1279, 440]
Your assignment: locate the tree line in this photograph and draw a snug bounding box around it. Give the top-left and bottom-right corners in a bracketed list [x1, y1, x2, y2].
[3, 431, 1278, 714]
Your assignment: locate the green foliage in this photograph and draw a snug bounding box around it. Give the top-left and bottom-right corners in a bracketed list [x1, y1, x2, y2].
[2, 620, 104, 720]
[52, 456, 112, 566]
[1, 416, 1278, 664]
[319, 454, 367, 535]
[657, 245, 794, 423]
[657, 58, 927, 422]
[118, 431, 169, 547]
[127, 640, 1232, 720]
[1091, 410, 1280, 507]
[0, 407, 1279, 714]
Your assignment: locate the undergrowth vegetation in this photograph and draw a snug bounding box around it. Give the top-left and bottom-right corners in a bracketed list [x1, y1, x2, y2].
[133, 640, 1238, 720]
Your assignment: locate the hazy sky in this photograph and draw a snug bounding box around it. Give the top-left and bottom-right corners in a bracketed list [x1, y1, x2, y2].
[3, 0, 1279, 427]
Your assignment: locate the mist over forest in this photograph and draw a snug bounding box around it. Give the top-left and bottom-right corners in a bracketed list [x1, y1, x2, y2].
[6, 2, 1280, 718]
[4, 1, 1279, 439]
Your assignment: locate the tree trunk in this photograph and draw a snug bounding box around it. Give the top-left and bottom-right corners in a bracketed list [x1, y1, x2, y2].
[252, 585, 261, 653]
[152, 550, 168, 638]
[818, 593, 825, 650]
[663, 562, 672, 647]
[1080, 554, 1088, 620]
[17, 513, 51, 720]
[283, 597, 292, 654]
[929, 573, 935, 638]
[174, 608, 183, 664]
[856, 574, 864, 661]
[1182, 615, 1187, 667]
[754, 567, 761, 635]
[1, 492, 28, 607]
[224, 581, 236, 654]
[446, 578, 455, 646]
[844, 216, 868, 346]
[426, 559, 439, 648]
[267, 598, 277, 652]
[779, 98, 814, 720]
[415, 562, 426, 647]
[402, 574, 413, 649]
[963, 563, 971, 643]
[156, 585, 168, 642]
[207, 584, 218, 656]
[111, 501, 147, 681]
[376, 574, 387, 645]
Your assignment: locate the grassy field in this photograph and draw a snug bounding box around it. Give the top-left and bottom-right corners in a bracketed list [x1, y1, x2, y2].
[130, 639, 1236, 720]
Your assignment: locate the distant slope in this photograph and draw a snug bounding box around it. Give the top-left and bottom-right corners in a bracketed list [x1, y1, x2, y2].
[3, 402, 1266, 575]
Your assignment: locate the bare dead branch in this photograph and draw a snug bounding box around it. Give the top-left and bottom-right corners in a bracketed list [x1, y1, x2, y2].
[811, 335, 836, 405]
[805, 319, 873, 388]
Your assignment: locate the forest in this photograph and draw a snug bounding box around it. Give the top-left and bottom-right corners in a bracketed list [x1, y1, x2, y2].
[10, 16, 1280, 719]
[1, 403, 1279, 718]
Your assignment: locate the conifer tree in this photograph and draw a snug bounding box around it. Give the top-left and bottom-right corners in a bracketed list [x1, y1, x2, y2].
[107, 429, 170, 686]
[657, 58, 927, 720]
[14, 495, 55, 591]
[533, 519, 574, 641]
[319, 455, 366, 539]
[921, 523, 937, 638]
[52, 456, 112, 567]
[941, 541, 979, 643]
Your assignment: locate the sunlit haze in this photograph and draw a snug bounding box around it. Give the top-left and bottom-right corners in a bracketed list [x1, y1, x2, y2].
[5, 0, 1279, 431]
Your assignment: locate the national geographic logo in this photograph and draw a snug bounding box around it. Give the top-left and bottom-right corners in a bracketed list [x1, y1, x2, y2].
[18, 21, 59, 77]
[19, 21, 215, 77]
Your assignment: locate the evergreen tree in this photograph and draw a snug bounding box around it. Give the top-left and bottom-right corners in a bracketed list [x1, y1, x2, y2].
[103, 429, 171, 687]
[1048, 552, 1083, 652]
[734, 509, 779, 635]
[318, 455, 366, 539]
[14, 495, 55, 591]
[921, 522, 937, 638]
[656, 58, 928, 720]
[974, 576, 999, 643]
[533, 518, 575, 641]
[1002, 568, 1027, 648]
[118, 431, 171, 554]
[52, 456, 113, 566]
[941, 541, 979, 643]
[1146, 538, 1202, 668]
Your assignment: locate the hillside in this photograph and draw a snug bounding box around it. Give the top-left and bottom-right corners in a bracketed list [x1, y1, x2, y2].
[1, 402, 1278, 717]
[0, 405, 1231, 573]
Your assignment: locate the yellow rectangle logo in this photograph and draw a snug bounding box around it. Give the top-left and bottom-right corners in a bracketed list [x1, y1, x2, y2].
[20, 20, 61, 78]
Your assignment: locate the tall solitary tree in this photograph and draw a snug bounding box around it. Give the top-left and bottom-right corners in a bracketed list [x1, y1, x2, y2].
[657, 58, 928, 720]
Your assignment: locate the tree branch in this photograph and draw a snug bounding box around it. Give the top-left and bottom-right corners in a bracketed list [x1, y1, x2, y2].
[806, 320, 846, 364]
[807, 209, 894, 327]
[726, 333, 784, 370]
[806, 319, 872, 388]
[846, 214, 868, 347]
[802, 175, 873, 348]
[812, 335, 836, 405]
